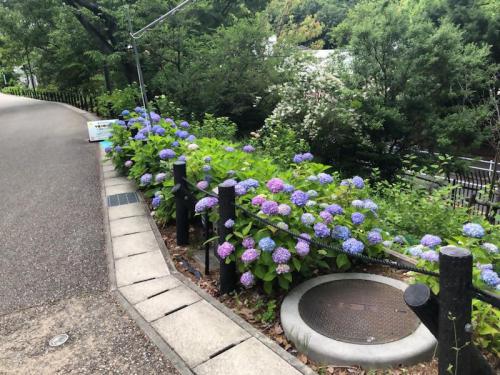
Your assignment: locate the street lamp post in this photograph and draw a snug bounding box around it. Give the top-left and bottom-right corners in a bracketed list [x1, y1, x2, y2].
[127, 0, 196, 115]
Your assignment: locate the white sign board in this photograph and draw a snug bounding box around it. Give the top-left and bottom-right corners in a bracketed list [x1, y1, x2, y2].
[87, 119, 117, 142]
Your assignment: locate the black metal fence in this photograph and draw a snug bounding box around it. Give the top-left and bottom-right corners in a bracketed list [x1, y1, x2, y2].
[172, 159, 498, 375]
[2, 87, 97, 114]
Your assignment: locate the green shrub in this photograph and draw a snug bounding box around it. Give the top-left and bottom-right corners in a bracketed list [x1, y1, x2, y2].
[96, 85, 141, 117]
[190, 113, 237, 140]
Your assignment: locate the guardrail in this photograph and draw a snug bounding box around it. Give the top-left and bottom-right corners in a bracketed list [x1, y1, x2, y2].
[3, 87, 97, 114]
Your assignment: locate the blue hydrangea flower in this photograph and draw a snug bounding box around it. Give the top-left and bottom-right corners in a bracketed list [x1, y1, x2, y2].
[152, 196, 162, 208]
[420, 234, 442, 248]
[117, 120, 126, 126]
[220, 179, 237, 187]
[150, 112, 161, 123]
[134, 133, 146, 141]
[283, 184, 295, 193]
[152, 125, 165, 136]
[224, 219, 235, 228]
[178, 155, 186, 162]
[340, 179, 350, 187]
[314, 222, 330, 238]
[225, 146, 235, 152]
[342, 238, 364, 254]
[235, 184, 247, 196]
[114, 146, 122, 152]
[351, 212, 365, 225]
[259, 237, 276, 252]
[482, 243, 498, 254]
[332, 225, 350, 240]
[240, 179, 259, 190]
[175, 130, 189, 139]
[408, 245, 424, 257]
[481, 270, 500, 287]
[302, 152, 313, 161]
[421, 250, 439, 262]
[306, 190, 318, 198]
[325, 204, 344, 215]
[159, 149, 176, 160]
[155, 173, 167, 183]
[317, 173, 333, 184]
[462, 223, 485, 238]
[203, 156, 212, 163]
[307, 175, 319, 183]
[363, 199, 378, 211]
[180, 121, 190, 128]
[351, 199, 364, 208]
[243, 145, 255, 153]
[104, 146, 113, 153]
[367, 230, 382, 245]
[352, 176, 365, 189]
[202, 165, 211, 172]
[121, 109, 130, 116]
[140, 173, 152, 185]
[171, 141, 180, 147]
[187, 134, 196, 142]
[290, 190, 309, 207]
[301, 213, 315, 226]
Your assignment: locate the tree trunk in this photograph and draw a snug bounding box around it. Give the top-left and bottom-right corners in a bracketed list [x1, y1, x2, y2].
[103, 63, 112, 92]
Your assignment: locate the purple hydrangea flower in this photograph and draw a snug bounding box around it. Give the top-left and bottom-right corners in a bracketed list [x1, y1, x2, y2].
[243, 145, 255, 153]
[178, 155, 186, 162]
[314, 222, 330, 238]
[197, 180, 209, 190]
[152, 196, 162, 208]
[262, 200, 279, 215]
[481, 270, 500, 287]
[154, 126, 166, 136]
[242, 237, 255, 249]
[482, 243, 498, 254]
[259, 237, 276, 252]
[351, 212, 365, 225]
[301, 213, 315, 225]
[291, 190, 309, 207]
[367, 230, 383, 245]
[292, 154, 303, 163]
[124, 160, 133, 168]
[165, 118, 175, 127]
[140, 173, 152, 185]
[307, 176, 319, 183]
[159, 149, 176, 160]
[272, 247, 291, 264]
[352, 176, 365, 189]
[155, 173, 167, 183]
[342, 238, 364, 254]
[203, 156, 212, 163]
[217, 241, 235, 259]
[332, 225, 350, 240]
[240, 271, 255, 288]
[283, 184, 295, 193]
[180, 121, 189, 128]
[302, 152, 313, 161]
[114, 146, 122, 152]
[266, 178, 284, 193]
[224, 219, 235, 228]
[202, 165, 211, 172]
[462, 223, 485, 238]
[278, 204, 291, 216]
[235, 184, 247, 196]
[171, 141, 179, 148]
[194, 197, 218, 212]
[241, 248, 260, 264]
[421, 250, 439, 262]
[187, 134, 196, 142]
[225, 146, 235, 152]
[351, 199, 365, 209]
[220, 179, 237, 187]
[420, 234, 442, 248]
[150, 112, 161, 123]
[104, 146, 113, 153]
[319, 211, 333, 224]
[317, 173, 333, 184]
[296, 240, 310, 257]
[276, 264, 291, 274]
[477, 263, 493, 271]
[251, 195, 266, 206]
[325, 204, 343, 215]
[340, 179, 350, 187]
[134, 106, 144, 113]
[393, 235, 405, 244]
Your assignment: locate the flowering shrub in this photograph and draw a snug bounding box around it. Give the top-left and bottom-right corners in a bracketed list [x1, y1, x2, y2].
[106, 107, 499, 353]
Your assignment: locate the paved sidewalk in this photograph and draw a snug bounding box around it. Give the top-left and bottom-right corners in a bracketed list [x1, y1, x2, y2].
[102, 154, 315, 375]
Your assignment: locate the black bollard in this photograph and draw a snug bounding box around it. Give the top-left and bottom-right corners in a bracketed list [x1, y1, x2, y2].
[217, 184, 237, 294]
[438, 246, 472, 375]
[173, 162, 189, 246]
[404, 283, 439, 336]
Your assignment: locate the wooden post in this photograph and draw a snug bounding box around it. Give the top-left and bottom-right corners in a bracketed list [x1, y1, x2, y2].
[218, 183, 237, 294]
[173, 161, 189, 246]
[438, 246, 472, 375]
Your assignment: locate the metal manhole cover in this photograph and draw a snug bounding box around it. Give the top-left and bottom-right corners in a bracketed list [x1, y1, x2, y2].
[298, 279, 420, 344]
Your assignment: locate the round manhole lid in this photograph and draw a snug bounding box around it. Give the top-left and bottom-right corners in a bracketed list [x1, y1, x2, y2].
[298, 279, 419, 344]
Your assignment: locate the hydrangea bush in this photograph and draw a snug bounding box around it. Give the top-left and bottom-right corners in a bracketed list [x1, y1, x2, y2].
[106, 108, 499, 353]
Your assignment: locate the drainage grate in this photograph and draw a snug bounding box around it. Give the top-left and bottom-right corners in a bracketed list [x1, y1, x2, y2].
[298, 279, 420, 345]
[107, 192, 139, 207]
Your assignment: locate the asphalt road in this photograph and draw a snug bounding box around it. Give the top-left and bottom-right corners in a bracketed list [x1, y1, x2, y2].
[0, 94, 177, 374]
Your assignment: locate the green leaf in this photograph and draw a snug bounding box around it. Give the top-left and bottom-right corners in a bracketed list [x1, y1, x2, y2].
[292, 257, 301, 271]
[263, 281, 273, 294]
[263, 271, 276, 282]
[336, 253, 350, 269]
[278, 277, 290, 290]
[242, 222, 252, 236]
[254, 265, 266, 279]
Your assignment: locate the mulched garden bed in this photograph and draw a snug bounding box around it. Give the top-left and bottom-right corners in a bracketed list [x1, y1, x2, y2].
[159, 225, 445, 375]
